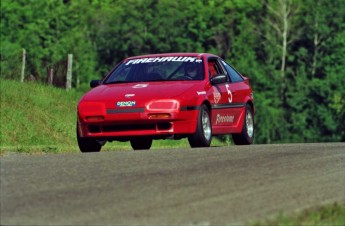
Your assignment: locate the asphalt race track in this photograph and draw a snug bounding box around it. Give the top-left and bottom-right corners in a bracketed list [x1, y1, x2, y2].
[1, 143, 344, 225]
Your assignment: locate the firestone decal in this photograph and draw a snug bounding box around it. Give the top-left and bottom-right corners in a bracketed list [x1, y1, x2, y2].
[216, 114, 234, 124]
[125, 57, 202, 65]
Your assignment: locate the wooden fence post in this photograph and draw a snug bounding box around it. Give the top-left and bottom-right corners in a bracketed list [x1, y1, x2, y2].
[48, 68, 54, 85]
[66, 54, 73, 90]
[21, 48, 26, 82]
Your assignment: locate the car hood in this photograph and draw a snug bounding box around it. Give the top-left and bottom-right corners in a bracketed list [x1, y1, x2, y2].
[80, 81, 201, 106]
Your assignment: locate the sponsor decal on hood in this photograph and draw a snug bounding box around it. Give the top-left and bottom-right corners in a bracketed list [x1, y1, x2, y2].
[117, 101, 136, 107]
[132, 84, 148, 88]
[125, 94, 135, 98]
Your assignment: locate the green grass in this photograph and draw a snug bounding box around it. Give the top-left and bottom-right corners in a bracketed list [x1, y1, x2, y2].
[251, 202, 345, 226]
[1, 79, 82, 149]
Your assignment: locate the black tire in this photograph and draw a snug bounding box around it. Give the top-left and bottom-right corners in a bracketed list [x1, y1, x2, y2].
[130, 137, 153, 150]
[188, 105, 212, 147]
[232, 104, 254, 145]
[77, 125, 102, 152]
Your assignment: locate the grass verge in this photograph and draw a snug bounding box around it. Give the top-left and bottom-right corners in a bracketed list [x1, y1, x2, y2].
[251, 202, 345, 226]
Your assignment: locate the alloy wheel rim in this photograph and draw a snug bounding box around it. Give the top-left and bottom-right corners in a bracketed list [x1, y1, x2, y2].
[246, 111, 254, 138]
[202, 111, 211, 141]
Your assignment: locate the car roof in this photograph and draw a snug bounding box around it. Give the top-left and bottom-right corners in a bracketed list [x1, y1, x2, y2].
[126, 53, 218, 60]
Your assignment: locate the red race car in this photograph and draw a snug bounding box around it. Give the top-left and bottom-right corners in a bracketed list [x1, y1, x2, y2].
[77, 53, 254, 152]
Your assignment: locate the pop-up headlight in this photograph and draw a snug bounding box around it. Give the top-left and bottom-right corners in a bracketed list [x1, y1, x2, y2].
[146, 99, 180, 112]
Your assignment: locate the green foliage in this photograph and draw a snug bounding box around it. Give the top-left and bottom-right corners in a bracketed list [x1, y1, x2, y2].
[1, 0, 344, 143]
[251, 202, 345, 226]
[1, 0, 97, 84]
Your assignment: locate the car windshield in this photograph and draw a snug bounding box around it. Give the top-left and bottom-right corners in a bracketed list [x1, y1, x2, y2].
[104, 56, 204, 84]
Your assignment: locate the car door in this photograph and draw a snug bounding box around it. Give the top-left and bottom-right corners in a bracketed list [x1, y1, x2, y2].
[207, 58, 234, 133]
[221, 60, 251, 131]
[208, 58, 246, 134]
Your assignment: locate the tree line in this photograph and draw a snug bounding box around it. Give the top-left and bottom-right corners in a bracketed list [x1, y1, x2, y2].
[1, 0, 344, 143]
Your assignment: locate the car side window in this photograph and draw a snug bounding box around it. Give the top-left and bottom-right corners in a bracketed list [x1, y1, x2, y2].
[221, 60, 244, 83]
[208, 59, 224, 78]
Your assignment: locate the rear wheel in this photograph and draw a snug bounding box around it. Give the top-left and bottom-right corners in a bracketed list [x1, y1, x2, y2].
[130, 137, 153, 150]
[232, 104, 254, 145]
[77, 124, 102, 152]
[188, 104, 212, 147]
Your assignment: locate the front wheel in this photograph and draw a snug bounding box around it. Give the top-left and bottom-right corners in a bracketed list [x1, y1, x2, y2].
[130, 137, 153, 150]
[232, 104, 254, 145]
[77, 125, 102, 152]
[188, 105, 212, 147]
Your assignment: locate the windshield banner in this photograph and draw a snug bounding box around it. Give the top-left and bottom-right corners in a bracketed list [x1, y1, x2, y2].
[125, 57, 202, 65]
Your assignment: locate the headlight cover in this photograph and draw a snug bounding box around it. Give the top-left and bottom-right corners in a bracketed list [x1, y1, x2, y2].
[146, 99, 180, 112]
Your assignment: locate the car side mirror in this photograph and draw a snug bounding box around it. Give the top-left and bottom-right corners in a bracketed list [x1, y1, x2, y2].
[210, 74, 228, 85]
[90, 80, 102, 88]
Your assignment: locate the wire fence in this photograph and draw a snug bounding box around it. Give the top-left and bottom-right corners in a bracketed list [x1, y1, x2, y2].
[1, 49, 73, 90]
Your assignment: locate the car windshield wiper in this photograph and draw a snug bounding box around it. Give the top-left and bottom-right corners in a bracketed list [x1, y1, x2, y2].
[143, 79, 167, 82]
[170, 78, 193, 81]
[104, 81, 132, 85]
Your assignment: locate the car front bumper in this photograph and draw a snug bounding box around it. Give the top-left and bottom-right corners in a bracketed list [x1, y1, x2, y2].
[77, 109, 199, 139]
